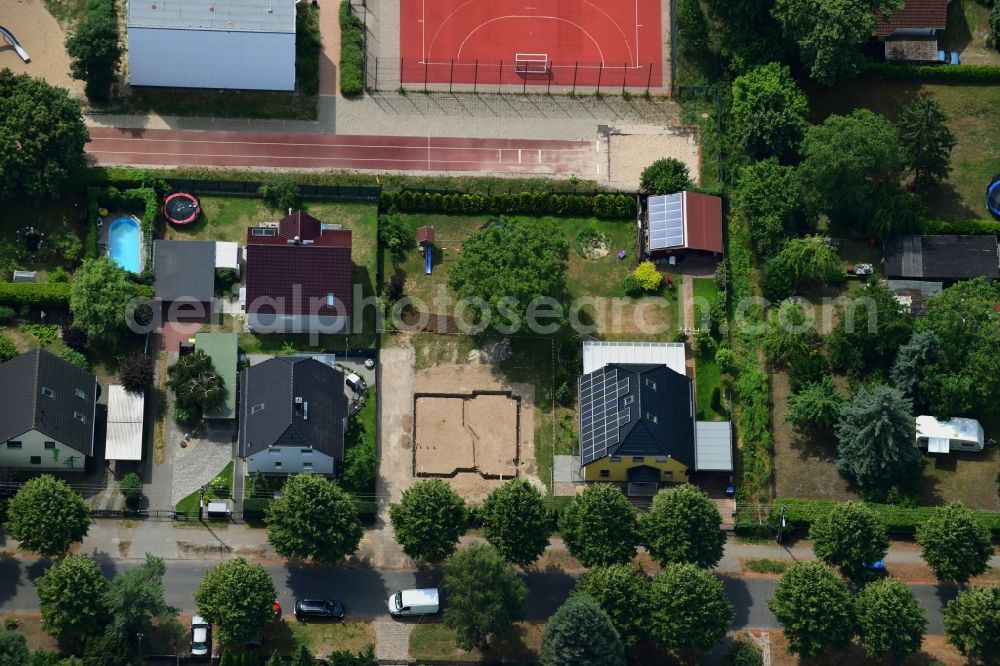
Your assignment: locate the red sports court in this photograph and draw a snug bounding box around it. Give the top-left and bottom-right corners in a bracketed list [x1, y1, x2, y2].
[399, 0, 663, 89]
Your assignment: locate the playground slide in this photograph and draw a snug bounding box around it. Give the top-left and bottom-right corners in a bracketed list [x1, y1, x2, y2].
[425, 248, 432, 274]
[0, 26, 30, 63]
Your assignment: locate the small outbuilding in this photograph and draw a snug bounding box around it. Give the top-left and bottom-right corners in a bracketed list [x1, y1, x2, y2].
[416, 226, 435, 246]
[916, 416, 986, 453]
[645, 191, 723, 256]
[106, 385, 145, 461]
[153, 240, 217, 304]
[883, 235, 1000, 282]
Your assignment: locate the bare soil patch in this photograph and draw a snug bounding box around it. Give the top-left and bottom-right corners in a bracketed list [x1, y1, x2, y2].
[1, 0, 83, 96]
[767, 629, 966, 665]
[608, 125, 700, 190]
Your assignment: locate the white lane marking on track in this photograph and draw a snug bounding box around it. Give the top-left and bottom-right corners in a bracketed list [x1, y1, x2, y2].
[91, 136, 594, 154]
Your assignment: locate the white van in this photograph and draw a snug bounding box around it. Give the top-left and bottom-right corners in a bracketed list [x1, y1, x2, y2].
[388, 588, 440, 617]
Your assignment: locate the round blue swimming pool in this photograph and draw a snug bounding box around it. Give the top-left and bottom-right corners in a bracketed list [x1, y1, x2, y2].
[108, 216, 142, 273]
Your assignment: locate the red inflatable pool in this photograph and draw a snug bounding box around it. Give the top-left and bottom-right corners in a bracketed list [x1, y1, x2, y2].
[163, 192, 201, 225]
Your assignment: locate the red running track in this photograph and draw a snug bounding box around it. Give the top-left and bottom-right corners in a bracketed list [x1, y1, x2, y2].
[86, 128, 600, 176]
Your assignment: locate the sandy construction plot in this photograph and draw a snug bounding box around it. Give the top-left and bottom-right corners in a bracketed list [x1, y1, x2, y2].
[1, 0, 83, 96]
[414, 393, 519, 477]
[607, 125, 700, 190]
[414, 396, 475, 474]
[465, 393, 519, 477]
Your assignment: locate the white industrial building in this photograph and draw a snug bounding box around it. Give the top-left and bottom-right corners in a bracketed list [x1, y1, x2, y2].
[127, 0, 296, 91]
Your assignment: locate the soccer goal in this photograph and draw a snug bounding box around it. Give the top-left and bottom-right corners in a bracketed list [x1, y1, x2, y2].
[514, 53, 549, 74]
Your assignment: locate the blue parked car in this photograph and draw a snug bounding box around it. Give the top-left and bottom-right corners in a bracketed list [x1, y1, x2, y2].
[937, 50, 961, 65]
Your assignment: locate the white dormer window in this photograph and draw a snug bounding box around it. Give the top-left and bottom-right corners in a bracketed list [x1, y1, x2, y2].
[73, 411, 86, 423]
[623, 395, 635, 406]
[645, 379, 657, 390]
[251, 403, 264, 415]
[646, 413, 658, 424]
[41, 387, 54, 399]
[75, 388, 87, 400]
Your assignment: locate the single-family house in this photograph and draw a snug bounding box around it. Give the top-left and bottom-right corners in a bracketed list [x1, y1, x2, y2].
[875, 0, 949, 39]
[578, 341, 733, 496]
[153, 240, 217, 307]
[127, 0, 296, 91]
[883, 235, 1000, 283]
[644, 192, 724, 258]
[238, 356, 348, 475]
[244, 211, 353, 334]
[0, 348, 99, 472]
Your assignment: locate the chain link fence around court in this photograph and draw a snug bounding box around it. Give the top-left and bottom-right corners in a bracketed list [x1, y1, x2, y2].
[365, 57, 664, 95]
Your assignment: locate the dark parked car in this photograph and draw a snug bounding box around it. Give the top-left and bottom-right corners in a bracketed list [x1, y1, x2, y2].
[294, 599, 345, 621]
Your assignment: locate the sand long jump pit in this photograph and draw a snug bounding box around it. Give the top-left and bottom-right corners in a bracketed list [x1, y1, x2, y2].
[414, 391, 521, 478]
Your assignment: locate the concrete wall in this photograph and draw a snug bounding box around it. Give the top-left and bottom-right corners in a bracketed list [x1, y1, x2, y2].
[128, 28, 295, 90]
[0, 429, 88, 472]
[247, 447, 335, 475]
[248, 313, 351, 334]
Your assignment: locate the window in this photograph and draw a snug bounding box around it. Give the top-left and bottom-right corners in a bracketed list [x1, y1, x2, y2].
[251, 227, 277, 237]
[610, 456, 622, 463]
[73, 411, 86, 423]
[663, 471, 674, 480]
[30, 456, 41, 465]
[631, 456, 644, 463]
[645, 379, 657, 390]
[44, 441, 55, 450]
[655, 455, 667, 463]
[301, 448, 313, 455]
[646, 413, 658, 424]
[623, 395, 635, 406]
[6, 441, 22, 449]
[269, 447, 280, 455]
[251, 404, 265, 415]
[75, 388, 87, 400]
[303, 462, 313, 471]
[41, 387, 54, 399]
[274, 461, 282, 469]
[599, 469, 610, 478]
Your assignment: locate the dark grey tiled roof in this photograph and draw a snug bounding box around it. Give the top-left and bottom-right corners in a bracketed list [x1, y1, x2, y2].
[0, 348, 98, 456]
[153, 240, 216, 302]
[578, 363, 695, 468]
[238, 356, 347, 459]
[884, 235, 1000, 280]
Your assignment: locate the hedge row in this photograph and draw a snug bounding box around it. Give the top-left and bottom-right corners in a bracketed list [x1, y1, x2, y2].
[339, 1, 365, 96]
[0, 283, 72, 307]
[295, 4, 322, 97]
[918, 218, 1000, 235]
[773, 498, 1000, 536]
[242, 496, 378, 523]
[380, 190, 637, 219]
[863, 62, 1000, 83]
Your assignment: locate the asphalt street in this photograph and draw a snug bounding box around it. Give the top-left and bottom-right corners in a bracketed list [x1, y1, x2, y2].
[0, 558, 958, 634]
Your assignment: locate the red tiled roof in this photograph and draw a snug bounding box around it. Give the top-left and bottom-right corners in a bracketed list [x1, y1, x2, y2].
[683, 192, 723, 254]
[416, 226, 435, 244]
[245, 212, 353, 317]
[875, 0, 947, 37]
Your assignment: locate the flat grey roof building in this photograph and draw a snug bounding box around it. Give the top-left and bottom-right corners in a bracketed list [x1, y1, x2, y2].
[153, 240, 216, 303]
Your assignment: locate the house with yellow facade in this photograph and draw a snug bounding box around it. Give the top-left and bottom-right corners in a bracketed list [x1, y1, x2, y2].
[578, 341, 733, 496]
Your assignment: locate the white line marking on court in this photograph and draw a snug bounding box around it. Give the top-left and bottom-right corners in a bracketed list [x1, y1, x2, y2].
[422, 0, 427, 59]
[635, 0, 639, 67]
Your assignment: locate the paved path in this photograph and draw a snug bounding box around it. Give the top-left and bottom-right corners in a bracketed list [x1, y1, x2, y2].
[0, 557, 960, 634]
[374, 620, 412, 662]
[86, 127, 600, 176]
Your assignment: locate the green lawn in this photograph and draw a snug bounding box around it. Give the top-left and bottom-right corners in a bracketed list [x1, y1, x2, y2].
[692, 278, 726, 421]
[175, 461, 233, 514]
[409, 623, 543, 663]
[117, 89, 318, 121]
[41, 0, 88, 26]
[0, 196, 87, 278]
[806, 79, 1000, 223]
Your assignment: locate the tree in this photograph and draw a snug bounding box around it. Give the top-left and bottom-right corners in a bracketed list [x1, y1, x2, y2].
[730, 63, 808, 160]
[785, 377, 846, 437]
[704, 0, 786, 72]
[36, 556, 108, 638]
[480, 479, 551, 566]
[574, 564, 652, 651]
[676, 0, 709, 56]
[288, 646, 318, 666]
[389, 479, 467, 563]
[6, 474, 91, 556]
[732, 159, 803, 258]
[80, 633, 139, 666]
[760, 237, 843, 302]
[265, 653, 284, 666]
[639, 158, 692, 194]
[103, 554, 176, 642]
[898, 93, 956, 194]
[943, 586, 1000, 661]
[913, 278, 1000, 416]
[59, 349, 89, 370]
[855, 578, 926, 661]
[762, 300, 820, 374]
[558, 484, 640, 568]
[809, 502, 889, 582]
[916, 502, 992, 583]
[632, 261, 663, 293]
[0, 632, 30, 666]
[640, 484, 725, 568]
[0, 69, 89, 201]
[65, 0, 122, 101]
[772, 0, 902, 85]
[378, 210, 414, 264]
[442, 544, 527, 650]
[891, 330, 940, 400]
[767, 561, 854, 658]
[120, 351, 154, 393]
[648, 564, 734, 653]
[339, 440, 377, 494]
[265, 473, 363, 563]
[167, 350, 225, 412]
[0, 335, 17, 363]
[195, 557, 277, 644]
[826, 281, 913, 375]
[258, 178, 300, 212]
[798, 110, 901, 228]
[62, 326, 88, 352]
[835, 384, 920, 498]
[69, 258, 139, 347]
[540, 596, 626, 666]
[447, 217, 569, 329]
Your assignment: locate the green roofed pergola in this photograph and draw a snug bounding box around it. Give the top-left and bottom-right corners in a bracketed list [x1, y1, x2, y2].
[194, 332, 239, 419]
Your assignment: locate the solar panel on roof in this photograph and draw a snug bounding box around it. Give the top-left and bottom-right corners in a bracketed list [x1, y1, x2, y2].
[647, 193, 685, 250]
[579, 368, 629, 464]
